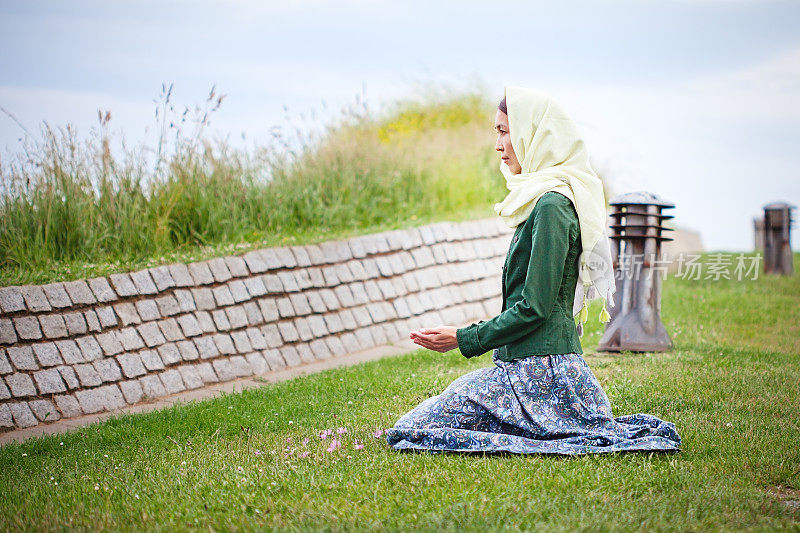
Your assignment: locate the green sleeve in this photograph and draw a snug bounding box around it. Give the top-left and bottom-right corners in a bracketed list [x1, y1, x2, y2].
[455, 197, 574, 358]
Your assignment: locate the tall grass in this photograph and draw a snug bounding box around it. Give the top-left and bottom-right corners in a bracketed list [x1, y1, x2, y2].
[0, 82, 506, 286]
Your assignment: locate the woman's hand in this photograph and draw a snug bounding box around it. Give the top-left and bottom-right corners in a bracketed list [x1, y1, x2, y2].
[409, 326, 459, 353]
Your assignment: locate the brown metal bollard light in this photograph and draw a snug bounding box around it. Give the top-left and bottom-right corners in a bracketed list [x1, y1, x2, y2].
[598, 191, 674, 353]
[762, 201, 795, 276]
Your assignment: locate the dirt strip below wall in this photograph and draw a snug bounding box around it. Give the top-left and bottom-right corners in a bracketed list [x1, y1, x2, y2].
[0, 217, 513, 433]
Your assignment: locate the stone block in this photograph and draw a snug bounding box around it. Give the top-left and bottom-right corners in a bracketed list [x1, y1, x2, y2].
[140, 349, 165, 371]
[260, 323, 283, 348]
[195, 362, 218, 384]
[257, 298, 280, 322]
[74, 363, 103, 387]
[211, 309, 231, 331]
[206, 257, 232, 282]
[0, 318, 17, 344]
[54, 394, 83, 418]
[116, 327, 145, 351]
[137, 322, 166, 348]
[293, 269, 313, 290]
[245, 351, 268, 375]
[63, 311, 88, 335]
[325, 335, 347, 357]
[306, 291, 327, 314]
[191, 287, 215, 311]
[294, 317, 313, 341]
[173, 289, 197, 312]
[276, 297, 295, 319]
[354, 329, 374, 351]
[160, 369, 185, 394]
[340, 332, 360, 354]
[32, 342, 63, 367]
[213, 333, 235, 355]
[116, 352, 147, 378]
[135, 299, 161, 322]
[38, 314, 67, 339]
[93, 332, 122, 357]
[194, 337, 220, 359]
[333, 285, 355, 307]
[309, 338, 332, 360]
[361, 258, 379, 278]
[146, 265, 175, 292]
[277, 271, 300, 292]
[57, 366, 80, 389]
[228, 279, 250, 303]
[33, 368, 66, 394]
[130, 270, 158, 295]
[95, 306, 117, 328]
[277, 321, 299, 343]
[364, 280, 383, 301]
[348, 283, 369, 305]
[139, 374, 167, 399]
[177, 364, 203, 389]
[157, 343, 181, 365]
[8, 345, 38, 371]
[118, 380, 144, 404]
[158, 317, 185, 341]
[225, 305, 248, 329]
[10, 402, 38, 427]
[290, 246, 312, 267]
[321, 266, 339, 287]
[168, 263, 194, 287]
[6, 373, 36, 397]
[176, 339, 200, 361]
[338, 309, 357, 330]
[19, 285, 51, 312]
[243, 250, 268, 274]
[211, 285, 235, 306]
[230, 330, 252, 353]
[262, 349, 286, 370]
[13, 316, 42, 340]
[0, 286, 25, 313]
[323, 313, 344, 334]
[176, 314, 202, 337]
[243, 276, 267, 298]
[295, 343, 315, 364]
[211, 359, 236, 381]
[109, 273, 137, 297]
[29, 399, 60, 422]
[262, 273, 283, 293]
[351, 306, 373, 327]
[100, 384, 126, 410]
[114, 302, 141, 326]
[230, 355, 252, 377]
[87, 277, 117, 303]
[242, 302, 263, 326]
[187, 261, 214, 285]
[280, 346, 301, 367]
[94, 358, 122, 382]
[42, 283, 72, 308]
[155, 294, 181, 317]
[194, 311, 216, 334]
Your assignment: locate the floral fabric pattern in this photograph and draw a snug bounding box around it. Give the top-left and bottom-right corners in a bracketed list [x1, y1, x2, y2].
[385, 351, 681, 455]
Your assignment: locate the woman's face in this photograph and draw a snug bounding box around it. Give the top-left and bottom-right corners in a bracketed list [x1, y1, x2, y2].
[495, 109, 522, 174]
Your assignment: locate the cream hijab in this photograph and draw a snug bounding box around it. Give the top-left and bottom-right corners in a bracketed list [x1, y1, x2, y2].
[494, 86, 616, 336]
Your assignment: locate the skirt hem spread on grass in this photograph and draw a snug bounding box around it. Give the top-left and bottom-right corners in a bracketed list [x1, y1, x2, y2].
[385, 351, 681, 456]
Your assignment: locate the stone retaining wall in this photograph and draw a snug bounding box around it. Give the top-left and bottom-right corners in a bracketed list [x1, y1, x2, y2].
[0, 218, 512, 431]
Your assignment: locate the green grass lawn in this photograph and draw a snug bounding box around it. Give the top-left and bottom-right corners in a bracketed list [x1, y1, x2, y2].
[1, 252, 798, 531]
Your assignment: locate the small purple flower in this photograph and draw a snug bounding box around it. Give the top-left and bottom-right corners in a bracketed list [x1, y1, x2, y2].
[299, 451, 310, 458]
[373, 429, 384, 438]
[302, 437, 310, 446]
[254, 450, 262, 456]
[337, 427, 347, 434]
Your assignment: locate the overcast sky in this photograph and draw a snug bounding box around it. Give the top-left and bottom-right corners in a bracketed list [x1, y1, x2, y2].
[2, 0, 799, 252]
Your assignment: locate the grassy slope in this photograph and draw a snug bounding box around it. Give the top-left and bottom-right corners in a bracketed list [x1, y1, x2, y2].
[0, 252, 798, 531]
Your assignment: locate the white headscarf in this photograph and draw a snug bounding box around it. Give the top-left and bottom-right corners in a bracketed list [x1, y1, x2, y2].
[494, 86, 616, 336]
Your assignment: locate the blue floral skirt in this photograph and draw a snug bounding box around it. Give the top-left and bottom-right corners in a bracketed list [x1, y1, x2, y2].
[385, 351, 681, 455]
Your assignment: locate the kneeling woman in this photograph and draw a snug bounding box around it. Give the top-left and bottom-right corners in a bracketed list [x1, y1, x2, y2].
[384, 86, 682, 455]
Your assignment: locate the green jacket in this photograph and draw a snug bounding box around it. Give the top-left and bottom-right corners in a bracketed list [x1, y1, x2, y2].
[456, 191, 583, 361]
